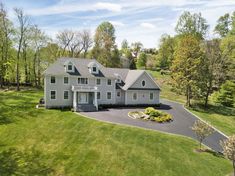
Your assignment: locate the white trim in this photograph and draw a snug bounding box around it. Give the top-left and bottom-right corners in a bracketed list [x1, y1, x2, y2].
[107, 79, 112, 86]
[96, 78, 101, 85]
[63, 90, 69, 100]
[50, 90, 56, 100]
[63, 76, 69, 85]
[50, 76, 56, 84]
[107, 91, 112, 100]
[132, 92, 138, 101]
[77, 77, 89, 85]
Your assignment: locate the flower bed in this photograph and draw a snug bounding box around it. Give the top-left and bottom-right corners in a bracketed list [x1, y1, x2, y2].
[128, 107, 173, 123]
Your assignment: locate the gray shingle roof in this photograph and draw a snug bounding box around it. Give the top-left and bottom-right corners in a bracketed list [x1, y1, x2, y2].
[44, 57, 159, 90]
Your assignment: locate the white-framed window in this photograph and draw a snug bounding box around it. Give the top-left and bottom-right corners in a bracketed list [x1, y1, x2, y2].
[92, 67, 97, 72]
[50, 76, 56, 84]
[142, 80, 146, 87]
[96, 79, 101, 85]
[133, 92, 137, 100]
[78, 78, 88, 84]
[107, 79, 112, 85]
[50, 90, 56, 100]
[150, 92, 154, 100]
[97, 92, 101, 99]
[117, 91, 121, 97]
[64, 77, 69, 84]
[107, 92, 112, 99]
[64, 91, 69, 100]
[68, 64, 73, 71]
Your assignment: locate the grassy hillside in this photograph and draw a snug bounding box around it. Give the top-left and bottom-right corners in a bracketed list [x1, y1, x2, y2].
[0, 90, 232, 175]
[149, 70, 235, 136]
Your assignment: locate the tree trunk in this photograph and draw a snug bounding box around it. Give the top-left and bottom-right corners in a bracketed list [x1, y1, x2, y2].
[23, 45, 28, 83]
[16, 35, 23, 91]
[33, 52, 37, 87]
[233, 159, 235, 176]
[186, 85, 191, 107]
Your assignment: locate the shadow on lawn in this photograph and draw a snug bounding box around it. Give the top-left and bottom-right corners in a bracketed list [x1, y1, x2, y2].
[0, 147, 54, 175]
[191, 103, 235, 116]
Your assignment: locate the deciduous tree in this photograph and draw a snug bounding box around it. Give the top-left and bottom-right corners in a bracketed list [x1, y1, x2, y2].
[192, 120, 215, 150]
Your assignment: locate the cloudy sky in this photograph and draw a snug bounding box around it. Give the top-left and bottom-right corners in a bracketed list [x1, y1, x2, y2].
[3, 0, 235, 48]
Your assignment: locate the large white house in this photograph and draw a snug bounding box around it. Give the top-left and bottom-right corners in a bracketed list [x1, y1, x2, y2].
[44, 57, 160, 111]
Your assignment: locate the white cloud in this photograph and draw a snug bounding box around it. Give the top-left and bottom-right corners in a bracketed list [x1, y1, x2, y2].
[109, 21, 125, 27]
[94, 2, 122, 12]
[140, 22, 156, 29]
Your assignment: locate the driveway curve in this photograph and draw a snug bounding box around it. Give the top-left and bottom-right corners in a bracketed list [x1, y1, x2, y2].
[80, 99, 227, 152]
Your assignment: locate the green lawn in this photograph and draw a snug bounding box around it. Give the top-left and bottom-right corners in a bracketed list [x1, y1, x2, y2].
[0, 90, 232, 175]
[149, 70, 235, 136]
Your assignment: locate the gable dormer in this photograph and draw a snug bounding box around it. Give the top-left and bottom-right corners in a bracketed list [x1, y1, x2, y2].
[64, 61, 75, 73]
[88, 61, 99, 74]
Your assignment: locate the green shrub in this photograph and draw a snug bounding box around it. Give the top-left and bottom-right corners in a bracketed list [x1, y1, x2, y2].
[144, 107, 155, 115]
[149, 110, 162, 117]
[154, 114, 173, 123]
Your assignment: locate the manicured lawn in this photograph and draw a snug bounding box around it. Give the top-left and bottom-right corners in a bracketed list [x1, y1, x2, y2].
[189, 105, 235, 136]
[0, 90, 232, 175]
[149, 70, 235, 136]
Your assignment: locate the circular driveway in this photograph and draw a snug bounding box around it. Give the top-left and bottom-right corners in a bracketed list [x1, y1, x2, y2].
[80, 99, 227, 152]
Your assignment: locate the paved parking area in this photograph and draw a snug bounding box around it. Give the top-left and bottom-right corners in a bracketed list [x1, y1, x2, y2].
[81, 99, 227, 152]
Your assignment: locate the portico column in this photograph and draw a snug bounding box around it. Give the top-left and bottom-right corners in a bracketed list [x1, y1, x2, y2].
[73, 91, 77, 111]
[94, 91, 98, 110]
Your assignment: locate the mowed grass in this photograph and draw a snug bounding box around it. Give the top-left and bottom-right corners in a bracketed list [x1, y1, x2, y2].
[0, 90, 232, 175]
[149, 70, 235, 136]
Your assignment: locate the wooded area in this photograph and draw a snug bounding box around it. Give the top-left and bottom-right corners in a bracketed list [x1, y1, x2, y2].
[0, 2, 234, 107]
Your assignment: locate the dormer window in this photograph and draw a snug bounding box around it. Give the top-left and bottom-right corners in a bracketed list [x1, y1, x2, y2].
[64, 61, 74, 73]
[68, 64, 73, 71]
[92, 66, 97, 73]
[88, 61, 99, 74]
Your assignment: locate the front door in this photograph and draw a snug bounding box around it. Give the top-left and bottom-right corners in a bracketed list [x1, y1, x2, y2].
[78, 93, 88, 104]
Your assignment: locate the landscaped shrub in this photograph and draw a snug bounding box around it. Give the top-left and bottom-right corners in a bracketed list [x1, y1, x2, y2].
[144, 107, 173, 123]
[149, 109, 162, 117]
[144, 107, 155, 115]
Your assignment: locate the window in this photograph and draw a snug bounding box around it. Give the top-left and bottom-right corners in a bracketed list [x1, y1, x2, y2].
[96, 79, 101, 85]
[51, 76, 56, 84]
[68, 64, 73, 71]
[150, 92, 154, 100]
[50, 91, 56, 100]
[64, 77, 69, 84]
[117, 91, 121, 97]
[133, 92, 137, 100]
[142, 80, 146, 87]
[107, 92, 112, 99]
[97, 92, 100, 99]
[78, 78, 88, 84]
[92, 67, 97, 72]
[117, 78, 121, 83]
[64, 91, 69, 100]
[107, 79, 112, 85]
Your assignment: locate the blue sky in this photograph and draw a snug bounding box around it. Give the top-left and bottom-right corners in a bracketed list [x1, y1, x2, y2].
[3, 0, 235, 48]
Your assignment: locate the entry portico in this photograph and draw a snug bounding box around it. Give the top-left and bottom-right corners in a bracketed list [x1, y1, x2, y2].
[72, 85, 98, 111]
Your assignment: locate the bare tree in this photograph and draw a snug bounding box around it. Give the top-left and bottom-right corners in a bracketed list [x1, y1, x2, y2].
[56, 29, 74, 56]
[80, 29, 93, 58]
[30, 25, 48, 86]
[192, 120, 215, 150]
[221, 135, 235, 176]
[14, 8, 30, 91]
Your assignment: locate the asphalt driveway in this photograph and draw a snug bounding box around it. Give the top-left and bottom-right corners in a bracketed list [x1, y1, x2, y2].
[80, 99, 227, 152]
